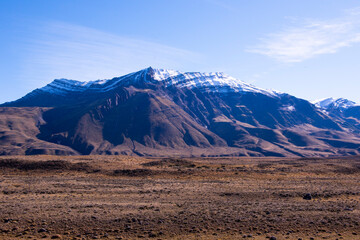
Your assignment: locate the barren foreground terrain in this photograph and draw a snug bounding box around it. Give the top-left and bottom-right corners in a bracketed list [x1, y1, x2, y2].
[0, 156, 359, 240]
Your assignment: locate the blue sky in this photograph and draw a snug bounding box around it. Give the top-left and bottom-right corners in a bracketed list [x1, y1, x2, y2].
[1, 0, 360, 104]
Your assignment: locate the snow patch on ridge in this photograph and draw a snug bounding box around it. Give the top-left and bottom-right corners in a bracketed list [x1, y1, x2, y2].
[280, 105, 295, 111]
[41, 78, 110, 95]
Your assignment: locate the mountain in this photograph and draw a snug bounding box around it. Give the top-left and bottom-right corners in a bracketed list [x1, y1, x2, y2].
[2, 67, 360, 157]
[2, 68, 278, 107]
[312, 98, 358, 112]
[312, 97, 360, 133]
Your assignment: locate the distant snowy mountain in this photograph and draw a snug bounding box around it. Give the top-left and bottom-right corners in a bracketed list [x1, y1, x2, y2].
[312, 98, 358, 111]
[312, 98, 360, 130]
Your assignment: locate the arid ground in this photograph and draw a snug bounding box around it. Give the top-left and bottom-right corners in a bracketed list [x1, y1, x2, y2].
[0, 155, 359, 240]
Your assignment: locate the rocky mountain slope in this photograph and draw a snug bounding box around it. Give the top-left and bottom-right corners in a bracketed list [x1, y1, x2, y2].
[1, 67, 360, 157]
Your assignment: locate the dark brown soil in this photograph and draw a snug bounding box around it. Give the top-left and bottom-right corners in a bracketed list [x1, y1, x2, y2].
[0, 155, 359, 239]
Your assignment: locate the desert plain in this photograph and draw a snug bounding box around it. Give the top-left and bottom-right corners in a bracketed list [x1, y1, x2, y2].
[0, 155, 359, 240]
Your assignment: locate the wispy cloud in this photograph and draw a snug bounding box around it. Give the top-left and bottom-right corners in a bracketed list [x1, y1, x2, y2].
[248, 9, 360, 63]
[21, 22, 201, 86]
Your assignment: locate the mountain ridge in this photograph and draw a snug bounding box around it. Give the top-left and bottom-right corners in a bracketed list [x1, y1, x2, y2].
[1, 67, 279, 107]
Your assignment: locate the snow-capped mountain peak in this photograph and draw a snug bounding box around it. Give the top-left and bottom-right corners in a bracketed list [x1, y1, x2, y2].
[312, 97, 358, 111]
[36, 67, 278, 96]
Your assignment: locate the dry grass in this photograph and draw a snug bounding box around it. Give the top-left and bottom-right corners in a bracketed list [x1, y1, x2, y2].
[0, 155, 359, 239]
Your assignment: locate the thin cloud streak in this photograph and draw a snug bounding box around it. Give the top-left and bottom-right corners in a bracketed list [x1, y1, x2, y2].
[248, 9, 360, 63]
[21, 22, 202, 87]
